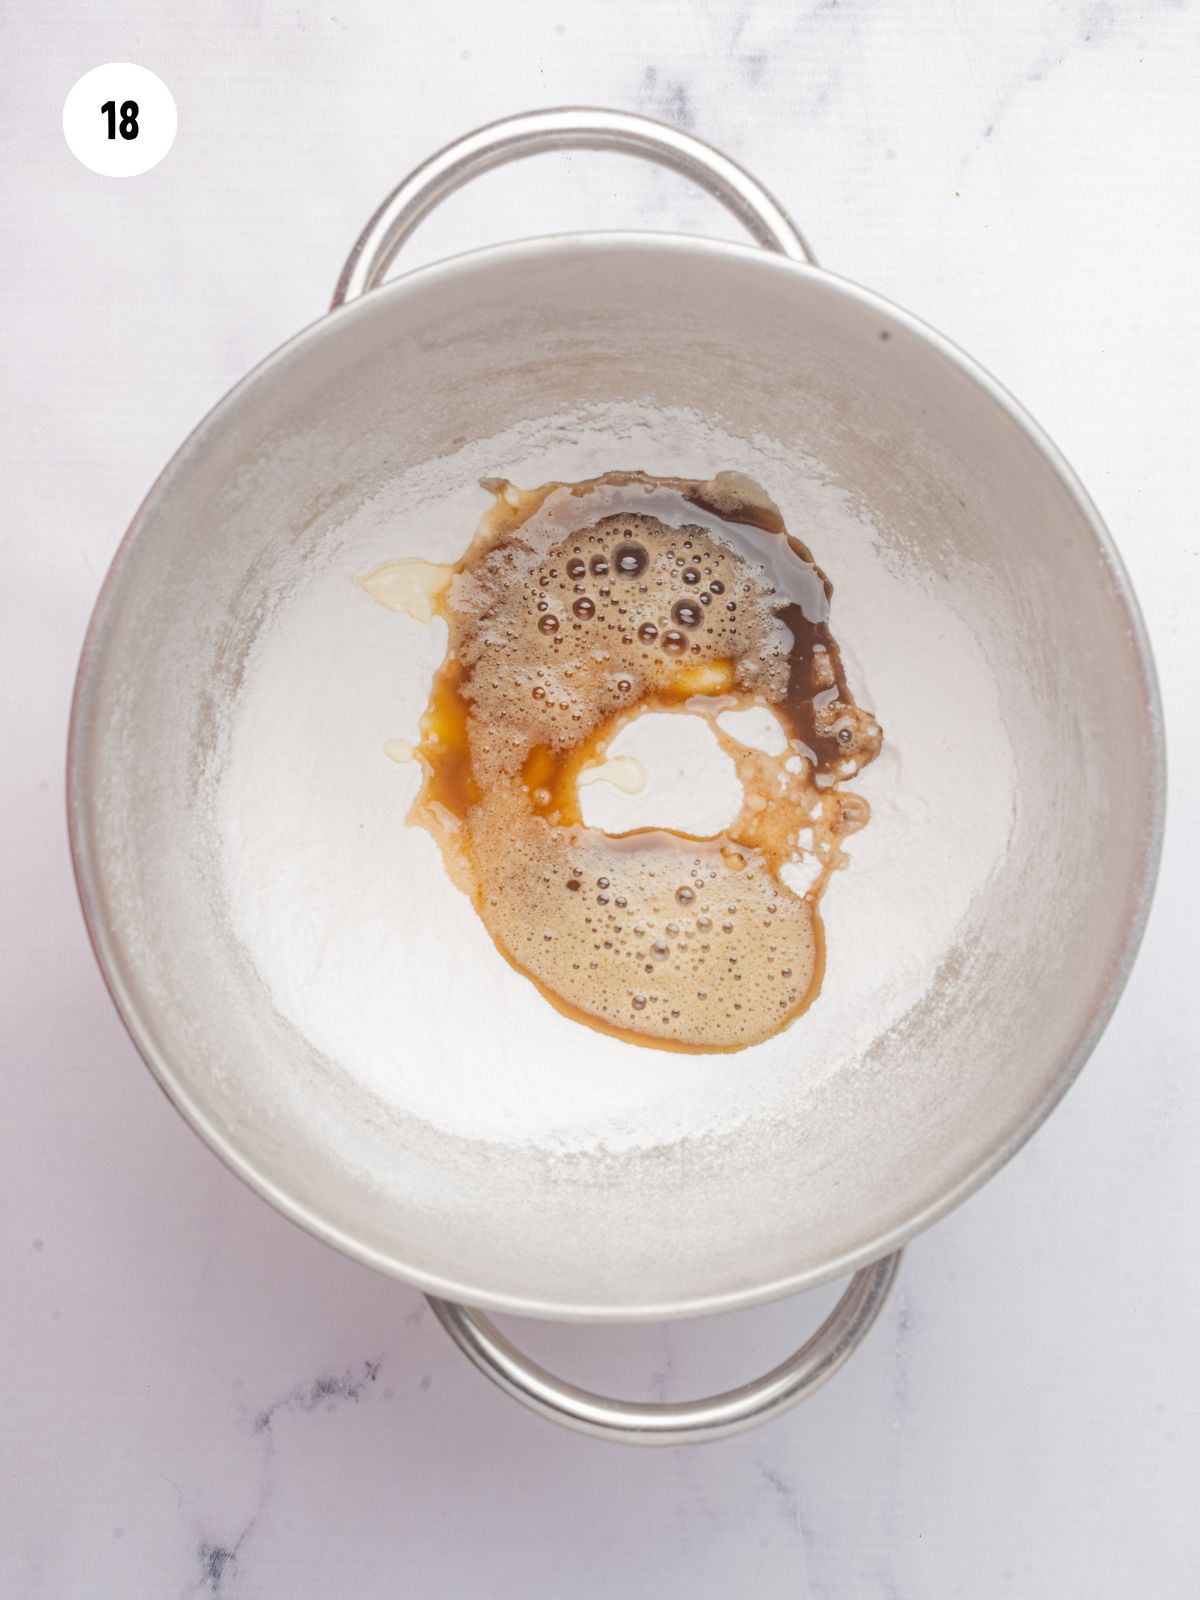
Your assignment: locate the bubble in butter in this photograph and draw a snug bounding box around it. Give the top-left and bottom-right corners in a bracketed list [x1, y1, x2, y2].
[357, 470, 882, 1053]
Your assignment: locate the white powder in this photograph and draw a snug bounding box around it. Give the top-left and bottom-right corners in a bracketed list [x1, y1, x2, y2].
[217, 410, 1016, 1155]
[577, 712, 743, 836]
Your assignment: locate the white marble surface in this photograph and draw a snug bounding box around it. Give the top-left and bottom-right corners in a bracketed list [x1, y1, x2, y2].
[3, 1, 1199, 1594]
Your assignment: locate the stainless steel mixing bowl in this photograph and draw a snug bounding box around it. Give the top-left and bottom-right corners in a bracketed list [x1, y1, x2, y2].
[68, 109, 1164, 1442]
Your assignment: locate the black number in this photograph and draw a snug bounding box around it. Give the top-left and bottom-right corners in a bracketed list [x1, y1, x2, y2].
[100, 99, 139, 140]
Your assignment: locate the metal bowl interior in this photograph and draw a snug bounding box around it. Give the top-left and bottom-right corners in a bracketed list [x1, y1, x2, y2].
[69, 234, 1163, 1320]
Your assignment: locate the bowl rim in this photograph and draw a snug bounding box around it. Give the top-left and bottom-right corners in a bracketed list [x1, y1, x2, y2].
[67, 229, 1168, 1323]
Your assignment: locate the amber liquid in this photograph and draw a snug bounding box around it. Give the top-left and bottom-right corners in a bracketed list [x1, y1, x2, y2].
[361, 471, 881, 1053]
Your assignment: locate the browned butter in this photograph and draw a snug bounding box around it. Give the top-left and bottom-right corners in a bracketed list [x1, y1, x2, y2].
[359, 471, 882, 1053]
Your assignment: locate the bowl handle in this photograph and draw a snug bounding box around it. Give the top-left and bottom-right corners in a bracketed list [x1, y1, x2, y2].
[335, 108, 892, 1443]
[427, 1252, 900, 1446]
[331, 105, 815, 307]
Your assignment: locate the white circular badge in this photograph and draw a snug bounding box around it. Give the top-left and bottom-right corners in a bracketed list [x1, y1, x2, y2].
[63, 64, 177, 177]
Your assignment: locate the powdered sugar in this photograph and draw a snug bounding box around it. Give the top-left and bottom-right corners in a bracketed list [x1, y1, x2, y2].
[217, 408, 1016, 1154]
